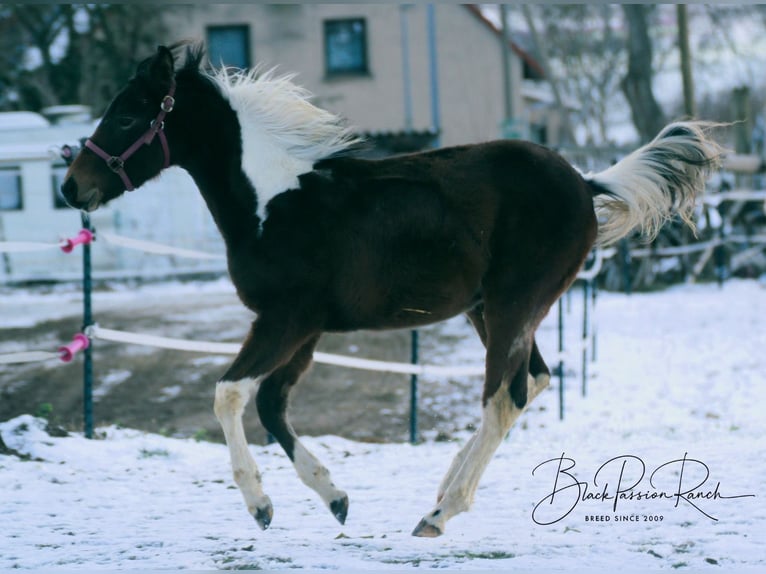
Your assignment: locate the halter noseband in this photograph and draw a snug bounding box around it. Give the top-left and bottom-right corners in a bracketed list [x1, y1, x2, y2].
[85, 82, 176, 192]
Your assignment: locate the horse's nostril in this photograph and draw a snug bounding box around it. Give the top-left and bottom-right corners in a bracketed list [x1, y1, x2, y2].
[61, 178, 79, 204]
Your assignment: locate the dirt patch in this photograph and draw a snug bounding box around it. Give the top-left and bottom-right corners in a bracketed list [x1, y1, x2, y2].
[1, 281, 486, 445]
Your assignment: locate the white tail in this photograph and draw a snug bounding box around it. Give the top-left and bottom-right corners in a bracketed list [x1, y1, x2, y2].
[585, 121, 724, 246]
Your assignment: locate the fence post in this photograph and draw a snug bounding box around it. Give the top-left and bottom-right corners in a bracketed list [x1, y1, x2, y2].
[591, 279, 598, 362]
[81, 213, 94, 439]
[714, 227, 727, 288]
[581, 280, 589, 397]
[557, 297, 565, 421]
[409, 329, 419, 444]
[619, 238, 632, 294]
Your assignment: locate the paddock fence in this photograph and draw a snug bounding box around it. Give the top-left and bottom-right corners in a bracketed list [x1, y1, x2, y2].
[1, 212, 610, 443]
[3, 151, 765, 444]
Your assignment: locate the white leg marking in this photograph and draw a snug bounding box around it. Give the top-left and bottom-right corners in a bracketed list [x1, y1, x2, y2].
[415, 373, 550, 536]
[215, 378, 273, 525]
[292, 441, 348, 520]
[436, 432, 478, 503]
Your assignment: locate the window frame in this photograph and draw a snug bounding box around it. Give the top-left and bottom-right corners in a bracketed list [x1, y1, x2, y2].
[0, 165, 23, 211]
[323, 18, 370, 78]
[206, 24, 252, 70]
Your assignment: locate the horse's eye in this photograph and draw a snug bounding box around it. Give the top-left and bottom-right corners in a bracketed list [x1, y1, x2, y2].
[117, 116, 136, 129]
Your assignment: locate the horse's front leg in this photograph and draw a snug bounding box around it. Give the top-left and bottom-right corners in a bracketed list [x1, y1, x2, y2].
[214, 315, 317, 530]
[256, 336, 350, 524]
[215, 378, 272, 528]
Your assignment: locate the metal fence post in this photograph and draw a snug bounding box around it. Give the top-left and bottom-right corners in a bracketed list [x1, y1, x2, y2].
[558, 297, 565, 421]
[619, 238, 632, 295]
[591, 278, 598, 362]
[581, 280, 589, 397]
[409, 329, 419, 444]
[81, 213, 94, 439]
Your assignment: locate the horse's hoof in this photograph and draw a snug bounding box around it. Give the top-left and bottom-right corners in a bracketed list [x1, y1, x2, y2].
[411, 518, 443, 538]
[254, 501, 273, 530]
[330, 494, 349, 525]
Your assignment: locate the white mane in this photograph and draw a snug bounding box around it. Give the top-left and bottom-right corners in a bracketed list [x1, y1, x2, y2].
[208, 66, 360, 220]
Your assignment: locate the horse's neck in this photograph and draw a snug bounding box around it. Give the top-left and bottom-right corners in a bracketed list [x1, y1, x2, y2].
[171, 93, 261, 248]
[187, 162, 261, 250]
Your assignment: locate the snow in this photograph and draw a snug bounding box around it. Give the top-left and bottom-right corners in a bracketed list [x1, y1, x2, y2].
[1, 279, 766, 570]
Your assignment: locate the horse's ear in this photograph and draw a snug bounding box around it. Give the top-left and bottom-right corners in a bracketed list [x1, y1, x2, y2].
[136, 45, 175, 94]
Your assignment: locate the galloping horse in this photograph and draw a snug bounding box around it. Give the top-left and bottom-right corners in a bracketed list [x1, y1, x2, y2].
[62, 45, 721, 537]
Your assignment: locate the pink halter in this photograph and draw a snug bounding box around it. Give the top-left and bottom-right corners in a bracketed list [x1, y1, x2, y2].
[85, 82, 176, 191]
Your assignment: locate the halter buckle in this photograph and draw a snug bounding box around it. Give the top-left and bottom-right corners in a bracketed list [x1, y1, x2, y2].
[107, 156, 125, 173]
[161, 95, 175, 113]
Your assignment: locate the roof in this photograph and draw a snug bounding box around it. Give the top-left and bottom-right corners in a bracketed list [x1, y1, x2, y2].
[0, 112, 50, 131]
[463, 5, 545, 80]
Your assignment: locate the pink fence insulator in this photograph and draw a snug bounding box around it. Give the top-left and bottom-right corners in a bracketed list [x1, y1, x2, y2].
[61, 229, 94, 253]
[58, 333, 90, 363]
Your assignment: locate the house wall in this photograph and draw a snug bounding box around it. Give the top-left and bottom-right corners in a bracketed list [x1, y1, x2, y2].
[165, 4, 526, 147]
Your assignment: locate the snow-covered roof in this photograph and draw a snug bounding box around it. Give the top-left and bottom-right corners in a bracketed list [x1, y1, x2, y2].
[0, 111, 50, 131]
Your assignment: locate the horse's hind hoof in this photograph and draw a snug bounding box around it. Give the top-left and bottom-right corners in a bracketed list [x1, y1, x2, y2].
[330, 494, 349, 525]
[411, 518, 443, 538]
[254, 502, 273, 530]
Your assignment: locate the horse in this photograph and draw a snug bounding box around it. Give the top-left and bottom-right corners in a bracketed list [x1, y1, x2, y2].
[61, 44, 722, 537]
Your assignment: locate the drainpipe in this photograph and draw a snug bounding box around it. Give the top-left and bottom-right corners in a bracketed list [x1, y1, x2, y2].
[400, 5, 414, 131]
[426, 4, 441, 147]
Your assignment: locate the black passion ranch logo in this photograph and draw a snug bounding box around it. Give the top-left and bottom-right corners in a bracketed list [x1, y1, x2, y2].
[531, 453, 754, 526]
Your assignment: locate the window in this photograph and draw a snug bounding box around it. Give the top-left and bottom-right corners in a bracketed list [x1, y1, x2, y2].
[0, 167, 22, 211]
[52, 165, 69, 209]
[324, 18, 368, 76]
[207, 25, 251, 69]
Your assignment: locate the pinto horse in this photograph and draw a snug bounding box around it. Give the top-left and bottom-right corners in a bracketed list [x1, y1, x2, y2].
[62, 45, 722, 537]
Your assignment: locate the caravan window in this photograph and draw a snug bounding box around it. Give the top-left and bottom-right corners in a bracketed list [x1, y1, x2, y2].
[0, 166, 22, 211]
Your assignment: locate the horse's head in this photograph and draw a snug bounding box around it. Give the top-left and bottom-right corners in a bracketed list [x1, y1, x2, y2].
[61, 46, 177, 211]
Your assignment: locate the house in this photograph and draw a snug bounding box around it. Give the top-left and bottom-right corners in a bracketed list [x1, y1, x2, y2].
[0, 4, 568, 283]
[165, 4, 563, 149]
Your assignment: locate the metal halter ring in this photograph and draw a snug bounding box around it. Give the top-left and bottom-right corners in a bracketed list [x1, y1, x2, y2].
[161, 95, 175, 112]
[107, 156, 125, 173]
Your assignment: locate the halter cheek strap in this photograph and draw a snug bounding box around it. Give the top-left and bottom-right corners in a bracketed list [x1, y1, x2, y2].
[85, 82, 176, 192]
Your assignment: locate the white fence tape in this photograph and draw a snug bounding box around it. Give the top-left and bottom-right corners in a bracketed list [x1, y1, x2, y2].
[87, 325, 486, 377]
[577, 248, 616, 280]
[0, 351, 61, 364]
[87, 325, 587, 378]
[99, 232, 226, 261]
[703, 190, 766, 207]
[0, 240, 65, 253]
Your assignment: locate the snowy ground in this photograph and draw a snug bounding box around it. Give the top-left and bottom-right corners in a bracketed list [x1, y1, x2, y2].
[1, 279, 765, 570]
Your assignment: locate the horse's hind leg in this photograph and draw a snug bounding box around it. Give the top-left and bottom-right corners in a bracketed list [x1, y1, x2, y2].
[415, 360, 550, 536]
[435, 335, 548, 504]
[436, 305, 547, 503]
[414, 299, 550, 537]
[468, 303, 549, 384]
[256, 337, 349, 524]
[529, 338, 551, 388]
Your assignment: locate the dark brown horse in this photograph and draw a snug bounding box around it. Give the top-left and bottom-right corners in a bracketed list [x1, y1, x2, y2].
[62, 45, 721, 537]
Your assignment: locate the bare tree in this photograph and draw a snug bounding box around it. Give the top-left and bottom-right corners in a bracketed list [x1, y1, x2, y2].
[534, 4, 626, 145]
[0, 5, 170, 114]
[621, 4, 667, 142]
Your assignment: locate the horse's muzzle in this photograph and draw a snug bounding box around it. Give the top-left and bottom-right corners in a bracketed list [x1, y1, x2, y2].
[61, 177, 100, 212]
